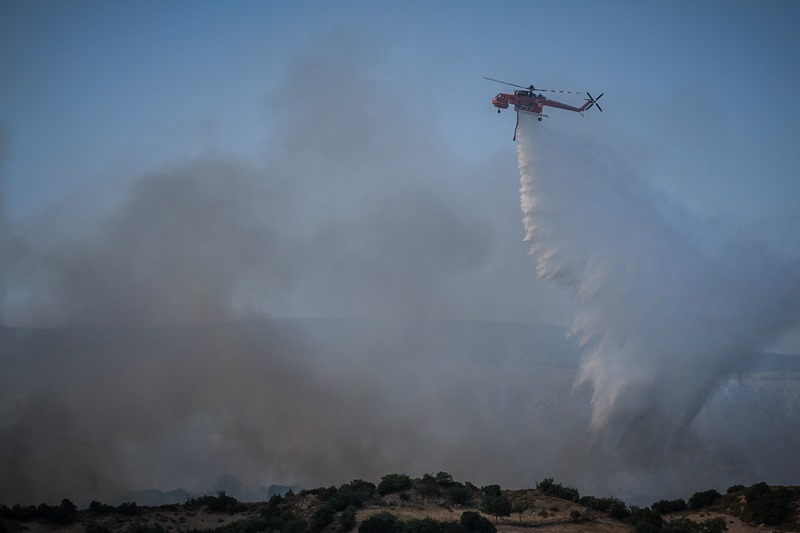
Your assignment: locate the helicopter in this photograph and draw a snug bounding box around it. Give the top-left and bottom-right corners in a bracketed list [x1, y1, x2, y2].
[484, 77, 603, 140]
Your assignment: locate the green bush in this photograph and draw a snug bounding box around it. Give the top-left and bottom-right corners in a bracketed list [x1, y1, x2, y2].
[446, 485, 473, 506]
[359, 511, 402, 533]
[402, 517, 461, 532]
[185, 492, 245, 514]
[662, 516, 728, 533]
[743, 482, 792, 526]
[480, 492, 511, 521]
[580, 495, 629, 518]
[687, 490, 721, 510]
[88, 501, 115, 514]
[378, 474, 412, 496]
[36, 499, 78, 525]
[726, 485, 745, 495]
[459, 511, 495, 533]
[309, 505, 336, 533]
[625, 506, 663, 533]
[651, 498, 687, 514]
[536, 478, 579, 502]
[340, 479, 376, 503]
[339, 505, 357, 531]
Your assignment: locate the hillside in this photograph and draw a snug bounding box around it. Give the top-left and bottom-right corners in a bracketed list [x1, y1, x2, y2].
[3, 475, 799, 533]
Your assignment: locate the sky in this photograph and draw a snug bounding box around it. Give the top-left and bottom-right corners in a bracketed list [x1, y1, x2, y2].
[2, 1, 799, 335]
[1, 0, 800, 504]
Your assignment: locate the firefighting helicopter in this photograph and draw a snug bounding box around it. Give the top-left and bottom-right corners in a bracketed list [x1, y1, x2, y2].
[484, 76, 603, 140]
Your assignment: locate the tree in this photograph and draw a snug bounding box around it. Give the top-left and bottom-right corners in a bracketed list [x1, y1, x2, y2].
[480, 490, 511, 522]
[511, 501, 528, 523]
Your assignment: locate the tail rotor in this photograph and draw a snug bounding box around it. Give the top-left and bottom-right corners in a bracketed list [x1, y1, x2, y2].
[585, 92, 604, 112]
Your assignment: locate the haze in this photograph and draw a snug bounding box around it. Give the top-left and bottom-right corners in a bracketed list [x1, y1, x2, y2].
[1, 1, 799, 507]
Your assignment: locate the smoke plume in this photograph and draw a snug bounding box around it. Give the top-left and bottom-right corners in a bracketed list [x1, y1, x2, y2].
[515, 111, 800, 456]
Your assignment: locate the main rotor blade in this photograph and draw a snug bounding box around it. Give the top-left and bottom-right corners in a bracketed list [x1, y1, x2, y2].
[483, 77, 530, 90]
[537, 88, 584, 95]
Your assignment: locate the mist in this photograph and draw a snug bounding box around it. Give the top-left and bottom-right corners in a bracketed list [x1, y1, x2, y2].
[516, 111, 800, 463]
[1, 32, 799, 508]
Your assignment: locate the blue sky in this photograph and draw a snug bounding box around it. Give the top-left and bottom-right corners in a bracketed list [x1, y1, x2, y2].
[2, 0, 799, 344]
[4, 1, 799, 220]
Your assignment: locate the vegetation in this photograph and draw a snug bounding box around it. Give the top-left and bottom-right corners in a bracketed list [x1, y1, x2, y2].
[687, 489, 721, 510]
[0, 499, 78, 525]
[579, 495, 630, 519]
[417, 472, 474, 506]
[2, 475, 798, 533]
[741, 481, 794, 526]
[535, 477, 580, 502]
[358, 510, 494, 533]
[651, 498, 688, 515]
[479, 485, 511, 521]
[378, 473, 413, 496]
[185, 492, 245, 514]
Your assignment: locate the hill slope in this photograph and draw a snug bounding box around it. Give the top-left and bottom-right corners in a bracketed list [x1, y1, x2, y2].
[3, 475, 799, 533]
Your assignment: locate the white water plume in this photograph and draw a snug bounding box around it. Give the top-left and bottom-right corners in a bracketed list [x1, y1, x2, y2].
[515, 111, 800, 454]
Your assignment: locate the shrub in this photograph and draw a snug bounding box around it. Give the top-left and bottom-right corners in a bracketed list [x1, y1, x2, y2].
[359, 511, 402, 533]
[662, 516, 728, 533]
[625, 506, 663, 533]
[403, 517, 462, 532]
[309, 505, 336, 533]
[340, 479, 376, 504]
[726, 485, 745, 495]
[435, 472, 455, 486]
[687, 490, 721, 510]
[743, 482, 792, 526]
[339, 505, 357, 531]
[378, 474, 412, 496]
[536, 478, 579, 502]
[190, 492, 245, 514]
[480, 492, 511, 521]
[652, 498, 687, 514]
[446, 485, 473, 506]
[419, 474, 443, 497]
[35, 499, 78, 525]
[88, 501, 114, 514]
[116, 501, 140, 516]
[580, 495, 629, 517]
[260, 509, 307, 533]
[460, 511, 496, 533]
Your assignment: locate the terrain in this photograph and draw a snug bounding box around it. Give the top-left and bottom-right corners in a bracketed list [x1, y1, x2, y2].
[2, 474, 799, 533]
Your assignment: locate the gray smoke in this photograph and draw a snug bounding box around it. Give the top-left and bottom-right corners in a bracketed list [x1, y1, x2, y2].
[0, 32, 538, 504]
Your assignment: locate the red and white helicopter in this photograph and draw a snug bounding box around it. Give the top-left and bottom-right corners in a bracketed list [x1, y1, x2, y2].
[485, 76, 603, 140]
